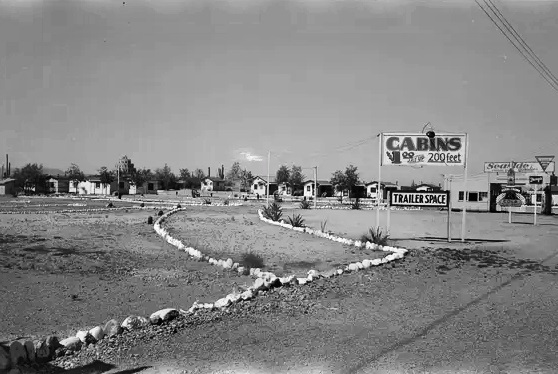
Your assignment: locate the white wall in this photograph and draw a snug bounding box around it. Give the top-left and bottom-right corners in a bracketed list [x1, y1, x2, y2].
[444, 174, 490, 211]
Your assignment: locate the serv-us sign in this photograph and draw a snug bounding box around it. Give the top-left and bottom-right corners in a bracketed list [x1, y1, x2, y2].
[381, 133, 467, 167]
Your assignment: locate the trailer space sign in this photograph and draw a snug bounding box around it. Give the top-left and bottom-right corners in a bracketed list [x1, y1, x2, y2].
[381, 133, 467, 167]
[390, 191, 450, 207]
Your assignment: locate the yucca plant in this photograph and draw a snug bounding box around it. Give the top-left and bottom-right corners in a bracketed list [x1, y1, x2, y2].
[361, 226, 390, 246]
[299, 200, 312, 210]
[262, 202, 283, 221]
[320, 219, 328, 233]
[350, 197, 362, 210]
[287, 213, 305, 227]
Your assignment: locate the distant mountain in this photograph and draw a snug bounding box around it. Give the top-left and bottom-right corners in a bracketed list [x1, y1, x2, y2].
[43, 167, 66, 176]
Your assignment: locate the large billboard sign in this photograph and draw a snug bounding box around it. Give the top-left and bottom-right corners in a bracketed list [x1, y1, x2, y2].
[381, 133, 467, 167]
[484, 161, 555, 173]
[390, 191, 450, 208]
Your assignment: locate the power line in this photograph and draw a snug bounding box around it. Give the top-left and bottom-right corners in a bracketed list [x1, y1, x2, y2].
[485, 0, 558, 86]
[474, 0, 558, 92]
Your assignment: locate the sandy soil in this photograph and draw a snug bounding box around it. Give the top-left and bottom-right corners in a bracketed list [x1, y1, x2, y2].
[165, 206, 386, 277]
[0, 205, 253, 343]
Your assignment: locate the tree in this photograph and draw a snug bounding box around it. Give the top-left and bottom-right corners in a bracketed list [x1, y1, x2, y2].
[131, 167, 153, 194]
[193, 168, 205, 180]
[289, 165, 305, 190]
[66, 164, 86, 194]
[179, 168, 191, 182]
[239, 169, 254, 192]
[330, 164, 360, 201]
[226, 161, 241, 183]
[98, 166, 115, 195]
[276, 165, 290, 184]
[12, 163, 47, 193]
[154, 164, 176, 190]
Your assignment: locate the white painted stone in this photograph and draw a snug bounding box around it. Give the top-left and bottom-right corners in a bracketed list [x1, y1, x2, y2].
[362, 260, 371, 268]
[227, 293, 242, 303]
[348, 263, 359, 272]
[225, 258, 233, 268]
[0, 345, 11, 370]
[75, 330, 93, 344]
[150, 308, 179, 324]
[253, 278, 267, 291]
[237, 266, 246, 275]
[307, 269, 320, 278]
[121, 315, 149, 330]
[104, 319, 123, 337]
[89, 326, 104, 341]
[354, 240, 362, 247]
[370, 259, 382, 266]
[356, 262, 364, 270]
[232, 262, 239, 269]
[33, 340, 50, 363]
[9, 341, 26, 365]
[23, 340, 35, 362]
[214, 297, 232, 309]
[241, 289, 254, 300]
[297, 278, 308, 285]
[202, 303, 214, 310]
[59, 336, 82, 352]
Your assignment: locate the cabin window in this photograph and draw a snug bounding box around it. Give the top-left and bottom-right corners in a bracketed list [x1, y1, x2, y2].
[458, 191, 464, 201]
[479, 192, 488, 202]
[468, 192, 479, 202]
[254, 184, 258, 190]
[95, 182, 101, 188]
[306, 185, 311, 191]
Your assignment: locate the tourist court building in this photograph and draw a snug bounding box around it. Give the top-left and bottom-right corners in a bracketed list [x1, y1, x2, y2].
[443, 161, 556, 212]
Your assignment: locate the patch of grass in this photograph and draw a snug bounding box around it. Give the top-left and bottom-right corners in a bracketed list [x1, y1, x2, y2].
[287, 213, 305, 227]
[299, 200, 311, 209]
[240, 251, 265, 269]
[361, 226, 390, 246]
[262, 202, 283, 221]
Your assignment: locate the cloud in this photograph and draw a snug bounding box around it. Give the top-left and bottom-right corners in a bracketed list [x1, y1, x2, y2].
[241, 152, 264, 162]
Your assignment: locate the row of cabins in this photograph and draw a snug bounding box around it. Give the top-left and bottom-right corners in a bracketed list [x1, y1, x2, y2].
[249, 176, 441, 199]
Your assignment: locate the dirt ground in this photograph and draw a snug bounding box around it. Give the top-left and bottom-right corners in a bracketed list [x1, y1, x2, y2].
[0, 201, 255, 343]
[165, 206, 386, 277]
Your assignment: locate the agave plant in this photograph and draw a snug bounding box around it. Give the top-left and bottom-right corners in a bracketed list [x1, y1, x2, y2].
[361, 226, 390, 246]
[299, 200, 312, 210]
[287, 213, 305, 227]
[262, 202, 283, 221]
[350, 198, 362, 210]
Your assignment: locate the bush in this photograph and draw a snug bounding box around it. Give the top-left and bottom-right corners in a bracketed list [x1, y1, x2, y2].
[299, 200, 311, 209]
[351, 198, 362, 210]
[176, 204, 181, 209]
[158, 210, 164, 216]
[140, 203, 145, 207]
[147, 216, 153, 224]
[240, 251, 265, 269]
[262, 202, 283, 221]
[204, 198, 211, 205]
[287, 213, 305, 227]
[224, 199, 230, 206]
[361, 227, 390, 246]
[233, 194, 238, 198]
[106, 202, 114, 208]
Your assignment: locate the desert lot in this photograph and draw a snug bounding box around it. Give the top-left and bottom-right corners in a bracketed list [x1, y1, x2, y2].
[1, 196, 558, 373]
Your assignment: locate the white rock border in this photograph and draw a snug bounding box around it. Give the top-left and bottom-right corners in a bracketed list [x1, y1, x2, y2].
[0, 201, 409, 372]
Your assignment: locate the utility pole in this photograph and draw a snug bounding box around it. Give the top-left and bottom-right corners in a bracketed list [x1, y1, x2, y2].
[314, 166, 318, 209]
[266, 150, 270, 207]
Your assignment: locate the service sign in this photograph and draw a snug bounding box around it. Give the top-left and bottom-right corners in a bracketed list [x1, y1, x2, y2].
[381, 133, 467, 167]
[529, 175, 544, 185]
[484, 161, 555, 173]
[390, 191, 450, 208]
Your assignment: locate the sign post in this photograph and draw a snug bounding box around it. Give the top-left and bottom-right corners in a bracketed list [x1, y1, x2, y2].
[386, 191, 391, 235]
[390, 191, 451, 241]
[447, 196, 452, 242]
[529, 175, 543, 225]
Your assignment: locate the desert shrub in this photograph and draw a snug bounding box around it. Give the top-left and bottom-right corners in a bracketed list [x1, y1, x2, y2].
[176, 204, 181, 209]
[140, 202, 145, 207]
[320, 219, 328, 233]
[240, 251, 265, 269]
[147, 216, 153, 224]
[299, 200, 311, 209]
[106, 202, 114, 208]
[287, 213, 305, 227]
[361, 227, 390, 246]
[224, 199, 230, 206]
[351, 198, 362, 210]
[233, 194, 238, 198]
[158, 210, 164, 216]
[262, 202, 283, 221]
[204, 198, 211, 205]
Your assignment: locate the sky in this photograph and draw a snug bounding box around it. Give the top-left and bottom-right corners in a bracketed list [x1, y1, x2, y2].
[1, 0, 557, 185]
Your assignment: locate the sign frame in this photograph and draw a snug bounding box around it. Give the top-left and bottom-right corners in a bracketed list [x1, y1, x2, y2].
[535, 155, 555, 173]
[389, 191, 450, 208]
[484, 161, 555, 174]
[529, 175, 543, 185]
[381, 133, 468, 167]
